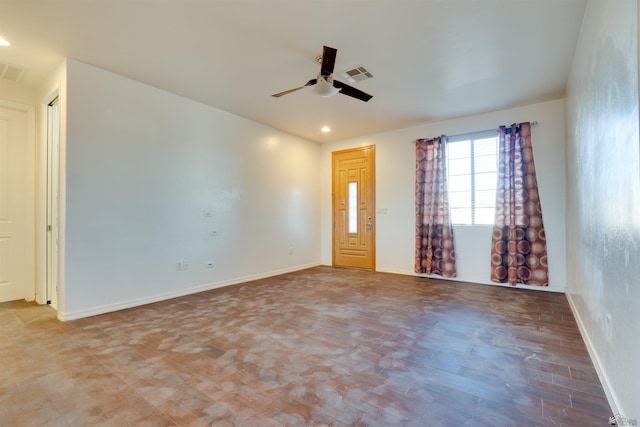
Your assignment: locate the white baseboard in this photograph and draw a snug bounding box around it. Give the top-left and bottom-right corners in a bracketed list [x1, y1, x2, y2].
[565, 292, 620, 417]
[374, 267, 564, 293]
[57, 262, 321, 321]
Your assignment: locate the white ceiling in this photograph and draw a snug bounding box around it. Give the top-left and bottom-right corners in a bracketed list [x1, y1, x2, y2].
[0, 0, 587, 143]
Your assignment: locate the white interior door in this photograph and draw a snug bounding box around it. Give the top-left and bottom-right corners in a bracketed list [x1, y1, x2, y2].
[0, 106, 29, 302]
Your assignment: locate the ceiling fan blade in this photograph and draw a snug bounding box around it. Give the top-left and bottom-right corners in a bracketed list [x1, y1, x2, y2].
[332, 80, 373, 102]
[271, 86, 306, 98]
[272, 79, 317, 98]
[320, 46, 337, 76]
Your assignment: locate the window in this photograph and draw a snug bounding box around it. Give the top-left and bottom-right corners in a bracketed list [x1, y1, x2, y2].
[447, 131, 498, 225]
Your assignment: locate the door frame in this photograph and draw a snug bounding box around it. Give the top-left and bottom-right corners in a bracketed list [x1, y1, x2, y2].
[0, 100, 36, 301]
[331, 145, 376, 270]
[45, 96, 60, 308]
[36, 84, 65, 316]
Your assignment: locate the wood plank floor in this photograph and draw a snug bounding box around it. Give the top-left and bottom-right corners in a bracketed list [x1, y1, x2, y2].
[1, 266, 610, 426]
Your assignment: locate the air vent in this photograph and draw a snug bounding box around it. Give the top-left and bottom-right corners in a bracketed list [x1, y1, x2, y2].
[339, 65, 374, 83]
[0, 62, 26, 83]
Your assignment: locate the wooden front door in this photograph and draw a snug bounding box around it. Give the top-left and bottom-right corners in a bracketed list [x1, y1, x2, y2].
[332, 146, 375, 269]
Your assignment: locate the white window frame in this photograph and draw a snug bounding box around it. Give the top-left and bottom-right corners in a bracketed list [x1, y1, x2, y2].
[447, 129, 499, 226]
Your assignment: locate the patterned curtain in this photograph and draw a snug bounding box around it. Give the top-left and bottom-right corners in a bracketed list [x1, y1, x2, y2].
[490, 122, 548, 286]
[415, 136, 456, 277]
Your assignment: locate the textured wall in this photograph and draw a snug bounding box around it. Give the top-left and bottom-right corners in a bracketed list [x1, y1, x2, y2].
[565, 0, 639, 418]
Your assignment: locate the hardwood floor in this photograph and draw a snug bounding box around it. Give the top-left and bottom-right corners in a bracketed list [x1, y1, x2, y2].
[1, 266, 610, 426]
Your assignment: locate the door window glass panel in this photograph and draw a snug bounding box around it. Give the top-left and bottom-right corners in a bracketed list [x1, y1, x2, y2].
[348, 181, 357, 233]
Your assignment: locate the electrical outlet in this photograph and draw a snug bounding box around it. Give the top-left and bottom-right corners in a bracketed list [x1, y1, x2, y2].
[182, 260, 189, 270]
[210, 230, 218, 237]
[176, 261, 183, 271]
[206, 262, 214, 269]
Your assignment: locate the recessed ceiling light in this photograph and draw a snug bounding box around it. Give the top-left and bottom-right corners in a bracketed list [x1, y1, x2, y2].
[321, 126, 331, 133]
[0, 37, 10, 47]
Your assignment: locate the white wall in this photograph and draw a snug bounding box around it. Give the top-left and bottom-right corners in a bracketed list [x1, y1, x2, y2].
[62, 59, 321, 320]
[321, 99, 567, 292]
[565, 0, 639, 419]
[0, 80, 37, 105]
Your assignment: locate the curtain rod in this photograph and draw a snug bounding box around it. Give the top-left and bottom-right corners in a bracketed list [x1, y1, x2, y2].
[415, 121, 538, 143]
[471, 120, 538, 136]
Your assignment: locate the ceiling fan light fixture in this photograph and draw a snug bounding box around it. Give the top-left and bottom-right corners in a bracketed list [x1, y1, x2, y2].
[313, 77, 340, 97]
[271, 46, 372, 102]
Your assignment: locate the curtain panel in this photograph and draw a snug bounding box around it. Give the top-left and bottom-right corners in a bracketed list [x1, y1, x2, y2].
[415, 136, 457, 277]
[491, 122, 549, 286]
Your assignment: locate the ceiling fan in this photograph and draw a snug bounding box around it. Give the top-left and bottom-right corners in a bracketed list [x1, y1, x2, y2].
[271, 45, 373, 102]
